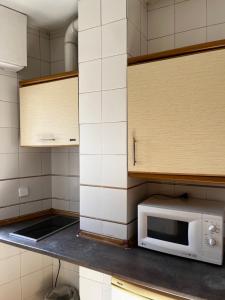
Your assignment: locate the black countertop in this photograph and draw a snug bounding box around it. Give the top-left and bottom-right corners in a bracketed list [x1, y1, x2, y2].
[0, 216, 225, 300]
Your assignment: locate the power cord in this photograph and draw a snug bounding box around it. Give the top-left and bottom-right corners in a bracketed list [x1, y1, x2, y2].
[150, 192, 189, 200]
[54, 259, 61, 288]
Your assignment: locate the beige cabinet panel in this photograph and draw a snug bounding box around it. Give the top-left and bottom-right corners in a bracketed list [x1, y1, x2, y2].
[128, 48, 225, 176]
[20, 77, 79, 147]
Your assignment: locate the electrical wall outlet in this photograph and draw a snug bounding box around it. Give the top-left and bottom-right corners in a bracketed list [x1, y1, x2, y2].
[18, 186, 29, 198]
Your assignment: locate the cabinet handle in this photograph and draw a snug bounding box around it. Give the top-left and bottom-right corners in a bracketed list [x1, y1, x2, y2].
[40, 138, 56, 141]
[133, 137, 136, 166]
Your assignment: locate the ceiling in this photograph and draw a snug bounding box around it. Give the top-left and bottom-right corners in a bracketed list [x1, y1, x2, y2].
[0, 0, 78, 30]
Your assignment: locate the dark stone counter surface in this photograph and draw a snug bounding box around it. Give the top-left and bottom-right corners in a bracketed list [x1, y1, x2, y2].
[0, 216, 225, 300]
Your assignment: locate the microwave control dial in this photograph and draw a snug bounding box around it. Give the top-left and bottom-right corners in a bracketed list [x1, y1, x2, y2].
[208, 238, 216, 247]
[208, 224, 217, 233]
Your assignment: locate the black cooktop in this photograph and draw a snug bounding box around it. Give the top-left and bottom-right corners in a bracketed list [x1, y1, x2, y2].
[10, 215, 79, 241]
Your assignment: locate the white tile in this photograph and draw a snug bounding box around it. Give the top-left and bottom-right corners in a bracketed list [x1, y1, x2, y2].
[127, 184, 148, 222]
[20, 200, 43, 215]
[127, 0, 141, 30]
[53, 265, 78, 289]
[52, 199, 69, 210]
[102, 122, 127, 155]
[0, 205, 19, 220]
[68, 177, 79, 202]
[50, 36, 64, 62]
[102, 155, 127, 188]
[50, 60, 64, 74]
[79, 27, 101, 62]
[68, 152, 79, 176]
[148, 182, 175, 196]
[27, 33, 40, 59]
[80, 186, 102, 218]
[127, 219, 137, 239]
[0, 179, 19, 207]
[174, 184, 206, 199]
[19, 177, 44, 203]
[141, 3, 148, 38]
[0, 279, 21, 300]
[19, 57, 41, 80]
[80, 216, 103, 235]
[40, 36, 50, 62]
[80, 124, 102, 154]
[51, 152, 69, 175]
[69, 201, 79, 212]
[175, 28, 206, 48]
[80, 155, 102, 185]
[205, 187, 225, 202]
[41, 152, 51, 175]
[101, 187, 127, 222]
[52, 176, 69, 200]
[0, 101, 18, 128]
[128, 21, 141, 57]
[141, 36, 148, 55]
[102, 55, 127, 90]
[0, 128, 18, 153]
[19, 153, 42, 177]
[102, 88, 127, 122]
[78, 0, 101, 31]
[79, 92, 102, 124]
[0, 244, 20, 260]
[175, 0, 206, 33]
[0, 154, 18, 179]
[21, 251, 43, 276]
[207, 0, 225, 26]
[207, 23, 225, 42]
[21, 268, 49, 300]
[148, 35, 174, 54]
[101, 0, 127, 25]
[102, 221, 127, 239]
[148, 5, 174, 39]
[0, 74, 17, 103]
[42, 199, 52, 210]
[102, 20, 127, 58]
[79, 60, 101, 93]
[40, 61, 50, 76]
[148, 0, 174, 10]
[0, 255, 20, 285]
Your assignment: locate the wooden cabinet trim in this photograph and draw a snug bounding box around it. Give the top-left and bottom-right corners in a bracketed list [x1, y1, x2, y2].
[20, 70, 78, 87]
[129, 172, 225, 185]
[128, 39, 225, 66]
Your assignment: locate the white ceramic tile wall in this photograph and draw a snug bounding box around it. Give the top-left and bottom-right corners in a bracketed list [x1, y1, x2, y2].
[50, 27, 66, 74]
[79, 0, 149, 241]
[127, 0, 148, 57]
[19, 26, 50, 80]
[51, 147, 80, 213]
[0, 243, 53, 300]
[147, 0, 225, 54]
[0, 64, 52, 219]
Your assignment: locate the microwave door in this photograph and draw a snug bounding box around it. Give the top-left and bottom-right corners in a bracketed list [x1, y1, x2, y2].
[139, 208, 202, 256]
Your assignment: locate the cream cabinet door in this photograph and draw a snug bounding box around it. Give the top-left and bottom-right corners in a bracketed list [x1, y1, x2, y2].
[20, 77, 79, 146]
[128, 48, 225, 176]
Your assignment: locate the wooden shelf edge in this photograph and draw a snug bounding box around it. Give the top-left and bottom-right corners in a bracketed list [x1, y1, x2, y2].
[128, 172, 225, 185]
[128, 39, 225, 66]
[20, 70, 78, 87]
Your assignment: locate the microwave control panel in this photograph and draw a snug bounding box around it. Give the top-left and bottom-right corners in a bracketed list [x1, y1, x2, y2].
[202, 214, 223, 263]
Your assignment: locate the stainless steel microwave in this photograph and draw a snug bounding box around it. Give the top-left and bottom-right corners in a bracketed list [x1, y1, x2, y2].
[138, 196, 225, 265]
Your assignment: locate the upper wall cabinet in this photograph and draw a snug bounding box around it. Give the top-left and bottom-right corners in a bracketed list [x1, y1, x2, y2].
[0, 5, 27, 71]
[20, 72, 79, 147]
[128, 46, 225, 182]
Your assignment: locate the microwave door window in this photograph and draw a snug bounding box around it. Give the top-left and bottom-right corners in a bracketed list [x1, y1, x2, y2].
[147, 217, 189, 246]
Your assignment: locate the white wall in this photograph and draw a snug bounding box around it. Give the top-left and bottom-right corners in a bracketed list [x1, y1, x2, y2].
[0, 243, 52, 300]
[147, 0, 225, 53]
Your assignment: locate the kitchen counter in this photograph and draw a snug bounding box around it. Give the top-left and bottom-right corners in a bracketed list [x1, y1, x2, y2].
[0, 216, 225, 300]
